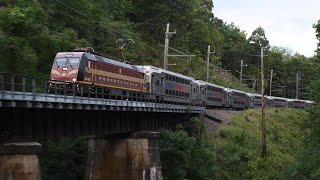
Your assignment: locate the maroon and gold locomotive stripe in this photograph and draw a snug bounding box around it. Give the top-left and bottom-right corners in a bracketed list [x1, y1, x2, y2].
[85, 67, 144, 83]
[49, 80, 147, 92]
[78, 81, 147, 92]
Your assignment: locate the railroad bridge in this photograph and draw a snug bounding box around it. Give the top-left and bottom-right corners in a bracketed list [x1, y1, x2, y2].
[0, 73, 205, 180]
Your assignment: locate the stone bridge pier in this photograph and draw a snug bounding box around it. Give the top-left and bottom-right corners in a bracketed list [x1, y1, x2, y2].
[0, 142, 42, 180]
[85, 131, 162, 180]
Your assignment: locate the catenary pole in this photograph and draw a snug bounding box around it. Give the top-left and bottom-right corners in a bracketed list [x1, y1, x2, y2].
[240, 60, 247, 90]
[163, 23, 170, 70]
[261, 47, 267, 160]
[296, 73, 299, 99]
[206, 45, 210, 82]
[269, 69, 275, 96]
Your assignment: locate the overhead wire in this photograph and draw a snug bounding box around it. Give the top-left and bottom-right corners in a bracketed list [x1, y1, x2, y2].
[52, 0, 163, 54]
[239, 51, 268, 57]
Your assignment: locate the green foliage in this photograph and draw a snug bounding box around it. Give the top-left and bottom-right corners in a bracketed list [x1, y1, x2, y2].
[160, 118, 218, 180]
[313, 20, 320, 58]
[216, 108, 308, 179]
[40, 137, 88, 180]
[0, 0, 89, 75]
[160, 109, 310, 179]
[283, 104, 320, 179]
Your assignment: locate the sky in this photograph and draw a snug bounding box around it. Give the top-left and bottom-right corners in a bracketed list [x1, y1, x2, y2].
[213, 0, 319, 57]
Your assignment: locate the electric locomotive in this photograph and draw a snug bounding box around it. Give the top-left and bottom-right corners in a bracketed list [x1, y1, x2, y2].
[49, 47, 147, 98]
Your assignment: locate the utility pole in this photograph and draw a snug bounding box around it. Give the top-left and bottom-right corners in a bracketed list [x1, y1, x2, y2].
[206, 45, 214, 82]
[163, 23, 176, 70]
[296, 73, 300, 99]
[261, 47, 266, 160]
[240, 60, 247, 90]
[163, 23, 194, 70]
[269, 69, 276, 96]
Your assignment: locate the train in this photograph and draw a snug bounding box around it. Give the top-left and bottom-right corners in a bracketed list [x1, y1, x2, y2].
[49, 47, 313, 110]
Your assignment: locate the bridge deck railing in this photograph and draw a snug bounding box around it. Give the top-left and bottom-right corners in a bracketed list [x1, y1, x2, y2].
[0, 72, 205, 112]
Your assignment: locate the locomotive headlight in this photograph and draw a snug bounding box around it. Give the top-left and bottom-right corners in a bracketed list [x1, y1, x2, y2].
[62, 67, 68, 71]
[72, 78, 76, 82]
[65, 54, 73, 57]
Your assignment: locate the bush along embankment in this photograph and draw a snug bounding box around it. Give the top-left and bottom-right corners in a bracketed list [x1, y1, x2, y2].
[160, 108, 309, 179]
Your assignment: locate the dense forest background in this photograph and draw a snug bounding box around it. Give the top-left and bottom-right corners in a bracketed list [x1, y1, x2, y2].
[1, 0, 320, 179]
[1, 0, 320, 99]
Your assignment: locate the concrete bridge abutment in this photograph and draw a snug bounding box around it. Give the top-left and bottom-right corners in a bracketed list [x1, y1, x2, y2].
[85, 131, 162, 180]
[0, 142, 42, 180]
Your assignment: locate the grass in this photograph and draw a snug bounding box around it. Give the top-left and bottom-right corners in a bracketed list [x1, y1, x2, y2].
[213, 108, 309, 179]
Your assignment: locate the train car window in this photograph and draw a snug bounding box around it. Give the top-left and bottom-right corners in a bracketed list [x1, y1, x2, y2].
[55, 58, 67, 67]
[165, 89, 168, 95]
[69, 58, 80, 66]
[156, 80, 159, 87]
[165, 74, 168, 80]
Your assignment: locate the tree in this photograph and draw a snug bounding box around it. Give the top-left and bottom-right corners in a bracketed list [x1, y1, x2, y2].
[248, 26, 270, 51]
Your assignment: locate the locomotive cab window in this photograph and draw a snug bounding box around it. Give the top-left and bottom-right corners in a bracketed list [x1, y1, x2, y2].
[55, 57, 80, 67]
[69, 58, 80, 66]
[55, 58, 67, 67]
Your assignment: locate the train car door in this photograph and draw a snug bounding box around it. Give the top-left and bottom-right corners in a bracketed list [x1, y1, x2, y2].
[190, 82, 199, 103]
[250, 96, 254, 108]
[229, 91, 233, 107]
[223, 90, 227, 107]
[202, 86, 206, 102]
[151, 73, 162, 95]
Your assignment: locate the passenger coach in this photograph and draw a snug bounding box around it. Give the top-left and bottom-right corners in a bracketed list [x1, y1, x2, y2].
[136, 66, 195, 105]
